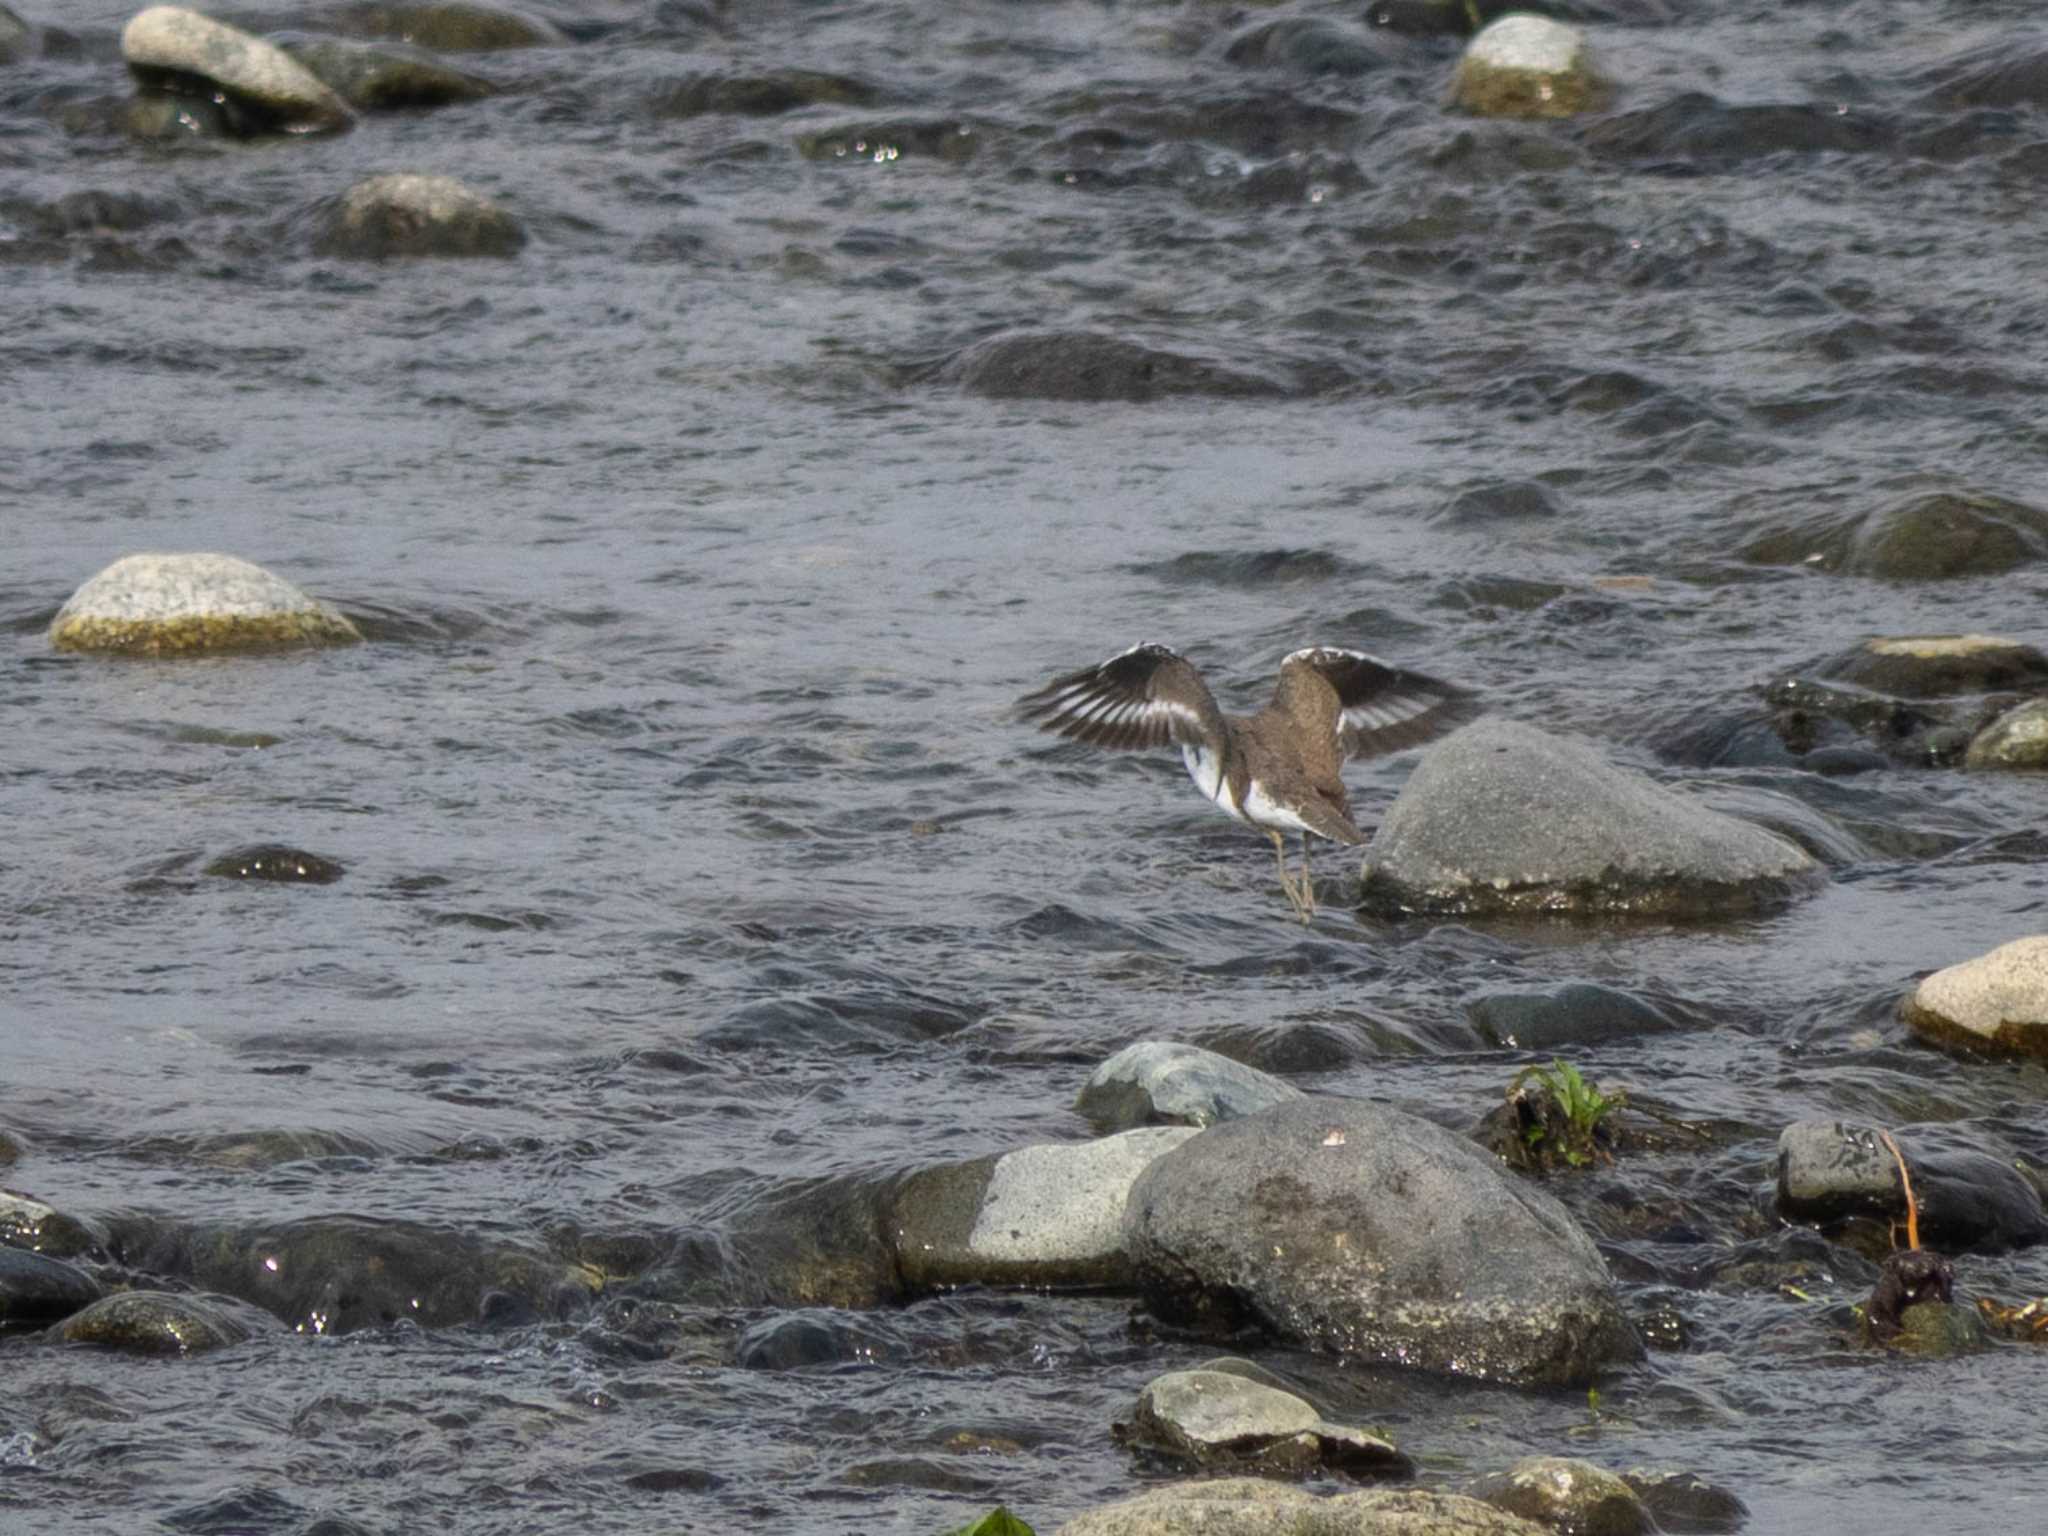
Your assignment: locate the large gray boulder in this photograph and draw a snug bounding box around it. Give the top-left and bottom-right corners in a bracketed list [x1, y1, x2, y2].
[1076, 1041, 1302, 1133]
[122, 6, 352, 134]
[49, 552, 361, 656]
[1358, 720, 1821, 918]
[1902, 935, 2048, 1059]
[890, 1127, 1198, 1290]
[1123, 1097, 1642, 1387]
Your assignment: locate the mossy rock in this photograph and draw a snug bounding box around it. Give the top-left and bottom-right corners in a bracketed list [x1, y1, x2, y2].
[49, 553, 361, 656]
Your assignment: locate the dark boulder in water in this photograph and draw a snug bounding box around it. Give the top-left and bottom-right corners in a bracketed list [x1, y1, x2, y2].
[1740, 490, 2048, 579]
[0, 1245, 104, 1326]
[52, 1290, 268, 1355]
[939, 331, 1315, 402]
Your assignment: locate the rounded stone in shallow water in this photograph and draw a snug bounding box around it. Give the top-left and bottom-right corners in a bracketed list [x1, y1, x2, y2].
[1075, 1040, 1302, 1132]
[50, 553, 361, 656]
[1965, 698, 2048, 770]
[1816, 633, 2048, 698]
[0, 1245, 104, 1326]
[938, 330, 1302, 402]
[121, 6, 352, 134]
[1902, 935, 2048, 1060]
[1742, 490, 2048, 578]
[52, 1290, 260, 1355]
[203, 845, 346, 883]
[315, 172, 526, 259]
[1464, 1456, 1651, 1536]
[1357, 719, 1822, 918]
[286, 38, 498, 110]
[1450, 15, 1607, 120]
[1126, 1366, 1411, 1479]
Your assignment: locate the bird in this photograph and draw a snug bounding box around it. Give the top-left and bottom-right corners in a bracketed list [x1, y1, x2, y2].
[1018, 643, 1473, 920]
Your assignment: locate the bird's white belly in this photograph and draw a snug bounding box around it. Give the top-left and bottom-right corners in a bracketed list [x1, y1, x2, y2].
[1181, 743, 1238, 818]
[1241, 777, 1315, 834]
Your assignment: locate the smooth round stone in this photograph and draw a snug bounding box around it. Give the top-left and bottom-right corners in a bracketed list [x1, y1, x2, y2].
[315, 173, 526, 259]
[1127, 1367, 1410, 1479]
[286, 38, 498, 110]
[121, 6, 352, 133]
[1450, 15, 1607, 120]
[0, 1246, 104, 1326]
[1902, 935, 2048, 1059]
[1465, 1457, 1652, 1536]
[1819, 633, 2048, 697]
[1075, 1041, 1302, 1132]
[51, 1290, 258, 1355]
[50, 553, 361, 656]
[1965, 698, 2048, 770]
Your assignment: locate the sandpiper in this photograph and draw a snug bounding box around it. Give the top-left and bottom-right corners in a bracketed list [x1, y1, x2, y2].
[1019, 643, 1472, 920]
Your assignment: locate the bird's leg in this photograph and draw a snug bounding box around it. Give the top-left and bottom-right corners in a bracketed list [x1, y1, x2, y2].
[1298, 833, 1316, 916]
[1268, 829, 1310, 920]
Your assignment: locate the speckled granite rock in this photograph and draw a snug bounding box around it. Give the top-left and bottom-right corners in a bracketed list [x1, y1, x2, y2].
[49, 553, 361, 656]
[122, 6, 352, 133]
[1902, 935, 2048, 1059]
[1450, 15, 1607, 120]
[1966, 698, 2048, 770]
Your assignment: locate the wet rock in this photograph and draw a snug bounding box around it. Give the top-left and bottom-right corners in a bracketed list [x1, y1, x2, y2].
[314, 173, 526, 259]
[0, 5, 31, 64]
[122, 7, 352, 135]
[52, 1290, 263, 1355]
[1120, 1366, 1411, 1479]
[1467, 982, 1687, 1050]
[722, 1173, 902, 1308]
[938, 331, 1301, 402]
[101, 1213, 601, 1333]
[286, 38, 498, 110]
[1903, 936, 2048, 1060]
[734, 1309, 895, 1369]
[1075, 1041, 1302, 1133]
[890, 1126, 1198, 1290]
[1222, 17, 1401, 77]
[1775, 1119, 2047, 1251]
[1357, 720, 1821, 919]
[0, 1245, 103, 1326]
[1055, 1480, 1549, 1536]
[49, 552, 362, 656]
[649, 69, 878, 118]
[1814, 634, 2048, 697]
[1432, 479, 1563, 526]
[1758, 674, 1964, 769]
[0, 1190, 102, 1260]
[1740, 490, 2048, 578]
[0, 1128, 19, 1164]
[203, 845, 347, 883]
[325, 2, 565, 50]
[1886, 1292, 1986, 1356]
[1966, 699, 2048, 771]
[1123, 1097, 1642, 1387]
[1621, 1469, 1748, 1533]
[1465, 1457, 1650, 1536]
[1450, 15, 1607, 120]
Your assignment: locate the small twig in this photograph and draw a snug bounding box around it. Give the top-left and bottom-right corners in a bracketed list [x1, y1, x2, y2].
[1878, 1129, 1921, 1251]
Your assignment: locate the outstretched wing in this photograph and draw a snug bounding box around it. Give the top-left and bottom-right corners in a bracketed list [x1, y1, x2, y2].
[1284, 646, 1475, 759]
[1017, 642, 1221, 751]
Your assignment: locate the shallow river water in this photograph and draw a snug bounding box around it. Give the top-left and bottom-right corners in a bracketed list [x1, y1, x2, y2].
[4, 0, 2048, 1531]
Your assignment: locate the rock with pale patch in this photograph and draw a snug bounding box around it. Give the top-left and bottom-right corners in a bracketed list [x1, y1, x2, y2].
[1358, 719, 1821, 918]
[1966, 698, 2048, 770]
[1450, 15, 1607, 120]
[1465, 1457, 1651, 1536]
[1817, 633, 2048, 697]
[121, 6, 352, 133]
[1076, 1041, 1302, 1133]
[49, 553, 361, 656]
[889, 1126, 1198, 1290]
[1123, 1366, 1410, 1479]
[1776, 1118, 2045, 1250]
[1055, 1480, 1550, 1536]
[315, 172, 526, 259]
[1902, 935, 2048, 1060]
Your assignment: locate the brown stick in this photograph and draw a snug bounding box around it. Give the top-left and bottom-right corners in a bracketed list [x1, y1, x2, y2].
[1878, 1129, 1921, 1251]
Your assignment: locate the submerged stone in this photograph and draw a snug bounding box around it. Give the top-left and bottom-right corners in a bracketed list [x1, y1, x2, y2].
[890, 1126, 1198, 1290]
[939, 331, 1301, 402]
[122, 6, 352, 134]
[1815, 634, 2048, 698]
[203, 845, 346, 883]
[1902, 935, 2048, 1060]
[1123, 1097, 1642, 1387]
[52, 1290, 262, 1355]
[1123, 1366, 1411, 1479]
[1450, 15, 1607, 120]
[1741, 490, 2048, 578]
[49, 553, 361, 656]
[315, 172, 526, 259]
[1357, 719, 1821, 918]
[287, 38, 498, 110]
[0, 1245, 104, 1326]
[1075, 1041, 1301, 1133]
[326, 2, 565, 51]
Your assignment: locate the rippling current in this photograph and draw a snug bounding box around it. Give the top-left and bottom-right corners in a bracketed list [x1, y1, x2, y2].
[5, 0, 2048, 1531]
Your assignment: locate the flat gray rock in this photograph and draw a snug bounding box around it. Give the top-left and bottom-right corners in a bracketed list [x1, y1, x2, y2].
[1126, 1367, 1410, 1479]
[890, 1126, 1199, 1289]
[1358, 719, 1821, 918]
[1123, 1097, 1641, 1387]
[1076, 1041, 1303, 1133]
[1901, 935, 2048, 1059]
